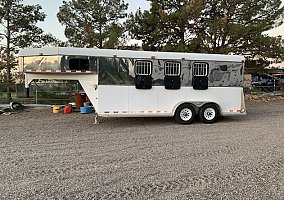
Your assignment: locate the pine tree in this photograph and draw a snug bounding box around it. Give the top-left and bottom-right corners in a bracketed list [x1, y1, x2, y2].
[57, 0, 128, 49]
[128, 0, 283, 59]
[126, 1, 164, 51]
[127, 0, 203, 51]
[192, 0, 284, 54]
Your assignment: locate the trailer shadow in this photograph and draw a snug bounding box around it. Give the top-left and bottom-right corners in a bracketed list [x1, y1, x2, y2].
[97, 116, 177, 127]
[96, 115, 249, 127]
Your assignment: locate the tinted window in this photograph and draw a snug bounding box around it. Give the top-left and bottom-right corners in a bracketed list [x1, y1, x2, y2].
[69, 58, 89, 70]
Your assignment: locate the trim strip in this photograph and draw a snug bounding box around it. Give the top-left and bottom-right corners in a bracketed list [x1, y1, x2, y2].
[102, 111, 170, 114]
[229, 109, 241, 113]
[24, 69, 96, 73]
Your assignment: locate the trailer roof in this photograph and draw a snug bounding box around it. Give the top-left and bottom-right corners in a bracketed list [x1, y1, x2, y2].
[19, 47, 245, 62]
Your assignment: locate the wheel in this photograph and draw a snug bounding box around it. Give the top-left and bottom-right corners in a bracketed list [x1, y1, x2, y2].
[198, 104, 219, 123]
[175, 104, 195, 124]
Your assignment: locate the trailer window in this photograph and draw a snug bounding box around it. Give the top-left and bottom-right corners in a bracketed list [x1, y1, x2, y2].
[164, 61, 181, 76]
[135, 60, 152, 75]
[69, 58, 89, 70]
[192, 62, 208, 76]
[23, 56, 61, 71]
[99, 57, 134, 85]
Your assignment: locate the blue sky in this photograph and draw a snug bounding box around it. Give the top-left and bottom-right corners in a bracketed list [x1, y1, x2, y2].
[22, 0, 284, 41]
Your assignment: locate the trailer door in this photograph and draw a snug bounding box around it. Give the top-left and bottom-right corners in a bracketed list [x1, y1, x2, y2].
[192, 62, 209, 90]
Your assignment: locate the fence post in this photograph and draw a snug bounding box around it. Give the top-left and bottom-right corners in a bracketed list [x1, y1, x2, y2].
[35, 83, 38, 104]
[273, 77, 276, 94]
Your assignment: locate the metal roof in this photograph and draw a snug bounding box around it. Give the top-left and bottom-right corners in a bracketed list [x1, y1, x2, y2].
[19, 47, 245, 62]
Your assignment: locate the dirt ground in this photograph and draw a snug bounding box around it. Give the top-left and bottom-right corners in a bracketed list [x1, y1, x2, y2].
[1, 101, 284, 199]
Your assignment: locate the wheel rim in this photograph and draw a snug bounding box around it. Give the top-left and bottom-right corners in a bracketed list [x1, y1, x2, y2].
[180, 108, 193, 121]
[203, 108, 216, 121]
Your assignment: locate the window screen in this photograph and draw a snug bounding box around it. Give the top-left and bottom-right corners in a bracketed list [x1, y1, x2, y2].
[135, 60, 152, 75]
[192, 62, 208, 76]
[165, 61, 181, 76]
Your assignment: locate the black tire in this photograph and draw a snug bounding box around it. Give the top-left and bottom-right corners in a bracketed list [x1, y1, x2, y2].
[198, 104, 219, 123]
[175, 104, 195, 124]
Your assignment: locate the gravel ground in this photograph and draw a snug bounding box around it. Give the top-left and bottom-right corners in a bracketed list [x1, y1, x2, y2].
[0, 102, 284, 199]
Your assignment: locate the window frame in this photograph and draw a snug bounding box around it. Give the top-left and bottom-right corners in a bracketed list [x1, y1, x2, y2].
[164, 61, 181, 76]
[134, 60, 152, 76]
[192, 62, 209, 77]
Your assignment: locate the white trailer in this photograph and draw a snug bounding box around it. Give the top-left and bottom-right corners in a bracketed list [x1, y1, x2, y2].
[19, 47, 246, 124]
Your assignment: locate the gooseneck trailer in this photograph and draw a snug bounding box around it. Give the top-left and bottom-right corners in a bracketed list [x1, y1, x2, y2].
[19, 47, 246, 124]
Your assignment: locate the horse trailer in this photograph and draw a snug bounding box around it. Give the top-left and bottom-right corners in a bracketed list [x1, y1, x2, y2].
[19, 47, 246, 124]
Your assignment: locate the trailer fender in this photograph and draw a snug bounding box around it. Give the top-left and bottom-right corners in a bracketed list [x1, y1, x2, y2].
[172, 102, 198, 116]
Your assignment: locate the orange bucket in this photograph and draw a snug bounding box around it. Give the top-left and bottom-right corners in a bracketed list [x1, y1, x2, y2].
[64, 105, 72, 114]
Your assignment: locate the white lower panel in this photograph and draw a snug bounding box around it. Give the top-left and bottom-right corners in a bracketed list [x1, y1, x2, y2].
[98, 85, 245, 117]
[97, 85, 128, 113]
[128, 87, 158, 112]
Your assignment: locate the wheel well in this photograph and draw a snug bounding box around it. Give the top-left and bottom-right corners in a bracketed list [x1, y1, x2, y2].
[174, 103, 199, 115]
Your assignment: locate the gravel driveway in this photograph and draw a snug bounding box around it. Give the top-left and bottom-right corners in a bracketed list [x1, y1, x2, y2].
[0, 102, 284, 199]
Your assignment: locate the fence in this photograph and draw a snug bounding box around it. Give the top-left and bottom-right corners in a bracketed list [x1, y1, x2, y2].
[246, 84, 284, 95]
[0, 81, 81, 105]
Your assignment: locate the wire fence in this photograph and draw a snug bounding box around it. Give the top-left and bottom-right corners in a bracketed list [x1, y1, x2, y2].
[0, 81, 82, 105]
[246, 85, 284, 95]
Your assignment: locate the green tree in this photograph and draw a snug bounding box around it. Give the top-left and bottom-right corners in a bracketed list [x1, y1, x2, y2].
[127, 0, 204, 51]
[127, 1, 164, 51]
[128, 0, 284, 74]
[158, 0, 203, 52]
[244, 35, 284, 74]
[0, 0, 58, 101]
[192, 0, 284, 55]
[193, 0, 284, 74]
[57, 0, 128, 49]
[128, 0, 283, 55]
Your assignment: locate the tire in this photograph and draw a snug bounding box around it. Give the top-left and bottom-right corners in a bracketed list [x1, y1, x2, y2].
[198, 104, 219, 123]
[175, 104, 195, 124]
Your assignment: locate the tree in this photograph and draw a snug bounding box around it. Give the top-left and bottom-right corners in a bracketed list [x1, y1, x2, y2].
[127, 0, 203, 51]
[0, 0, 58, 101]
[128, 0, 283, 55]
[57, 0, 128, 49]
[244, 35, 284, 74]
[194, 0, 284, 74]
[192, 0, 284, 55]
[157, 0, 203, 51]
[126, 2, 164, 51]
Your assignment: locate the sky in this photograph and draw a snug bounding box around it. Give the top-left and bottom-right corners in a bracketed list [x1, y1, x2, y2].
[22, 0, 284, 42]
[22, 0, 150, 41]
